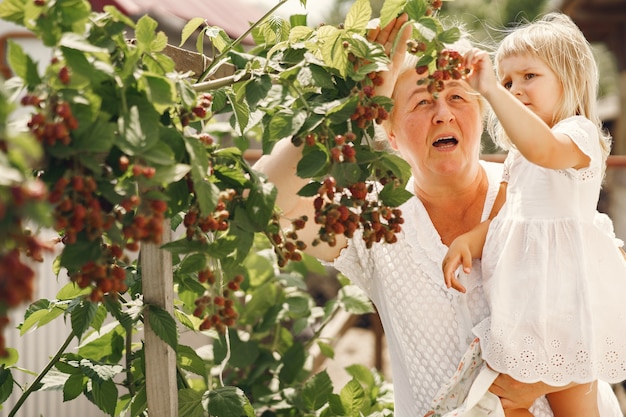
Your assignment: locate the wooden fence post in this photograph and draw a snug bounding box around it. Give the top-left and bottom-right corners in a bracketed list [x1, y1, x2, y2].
[141, 222, 178, 416]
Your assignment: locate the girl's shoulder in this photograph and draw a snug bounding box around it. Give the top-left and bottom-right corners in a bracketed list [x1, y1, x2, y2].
[552, 115, 596, 132]
[552, 116, 601, 158]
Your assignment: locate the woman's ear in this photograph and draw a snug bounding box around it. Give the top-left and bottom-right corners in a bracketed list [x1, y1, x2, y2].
[382, 121, 399, 150]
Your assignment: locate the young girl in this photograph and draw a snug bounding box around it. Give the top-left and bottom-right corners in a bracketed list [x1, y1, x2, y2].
[438, 12, 626, 417]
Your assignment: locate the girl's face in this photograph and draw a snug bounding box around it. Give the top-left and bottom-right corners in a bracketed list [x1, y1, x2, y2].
[386, 70, 484, 184]
[497, 53, 563, 126]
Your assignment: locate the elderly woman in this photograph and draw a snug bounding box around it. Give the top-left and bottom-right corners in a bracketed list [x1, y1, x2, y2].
[253, 15, 623, 417]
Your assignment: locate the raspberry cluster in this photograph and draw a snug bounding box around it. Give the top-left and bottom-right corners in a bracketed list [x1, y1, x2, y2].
[24, 95, 78, 146]
[267, 213, 308, 267]
[415, 49, 469, 96]
[0, 178, 54, 356]
[193, 274, 243, 333]
[349, 78, 389, 129]
[313, 177, 404, 249]
[180, 93, 214, 127]
[70, 244, 129, 303]
[183, 189, 235, 242]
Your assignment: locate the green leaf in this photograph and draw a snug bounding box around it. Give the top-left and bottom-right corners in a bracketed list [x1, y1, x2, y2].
[379, 0, 407, 29]
[338, 285, 374, 315]
[73, 118, 116, 153]
[244, 74, 273, 109]
[0, 348, 17, 370]
[203, 26, 232, 54]
[318, 27, 349, 78]
[267, 108, 307, 141]
[227, 91, 250, 135]
[279, 342, 306, 385]
[206, 386, 249, 417]
[297, 181, 322, 197]
[302, 370, 333, 410]
[378, 182, 413, 207]
[60, 32, 108, 53]
[71, 301, 98, 338]
[438, 26, 462, 44]
[146, 304, 178, 350]
[6, 40, 41, 87]
[194, 180, 220, 216]
[139, 73, 176, 110]
[176, 345, 207, 376]
[404, 0, 428, 21]
[180, 17, 206, 47]
[178, 388, 205, 417]
[0, 0, 25, 23]
[213, 329, 259, 368]
[135, 15, 158, 52]
[20, 305, 65, 334]
[309, 64, 336, 89]
[317, 341, 335, 359]
[245, 180, 277, 231]
[344, 0, 371, 32]
[78, 359, 124, 382]
[178, 252, 208, 275]
[0, 368, 14, 404]
[340, 378, 367, 416]
[116, 101, 160, 155]
[63, 373, 86, 402]
[297, 146, 328, 178]
[57, 282, 91, 300]
[78, 323, 125, 362]
[130, 385, 148, 417]
[92, 379, 118, 416]
[330, 162, 361, 188]
[60, 239, 103, 270]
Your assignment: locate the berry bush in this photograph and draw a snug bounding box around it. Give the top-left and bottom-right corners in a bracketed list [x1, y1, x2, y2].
[0, 0, 462, 415]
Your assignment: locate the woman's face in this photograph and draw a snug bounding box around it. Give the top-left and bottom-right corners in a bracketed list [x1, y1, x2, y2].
[386, 69, 484, 184]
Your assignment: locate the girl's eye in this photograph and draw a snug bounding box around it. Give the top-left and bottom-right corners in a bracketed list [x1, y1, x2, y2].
[503, 81, 512, 90]
[524, 73, 536, 80]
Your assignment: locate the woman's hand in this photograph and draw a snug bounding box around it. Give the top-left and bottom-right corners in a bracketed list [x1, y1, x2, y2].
[489, 373, 572, 410]
[366, 13, 412, 99]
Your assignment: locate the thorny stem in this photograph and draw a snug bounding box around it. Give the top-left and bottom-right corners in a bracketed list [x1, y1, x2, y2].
[303, 302, 342, 351]
[8, 331, 75, 417]
[196, 0, 290, 83]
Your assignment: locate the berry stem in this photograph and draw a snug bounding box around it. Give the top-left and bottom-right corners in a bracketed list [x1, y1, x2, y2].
[7, 331, 75, 417]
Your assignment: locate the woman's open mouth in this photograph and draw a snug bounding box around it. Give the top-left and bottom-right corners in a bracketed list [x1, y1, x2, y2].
[433, 136, 458, 148]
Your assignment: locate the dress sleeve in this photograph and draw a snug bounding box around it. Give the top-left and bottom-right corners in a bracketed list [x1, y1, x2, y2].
[324, 225, 374, 293]
[501, 152, 513, 183]
[552, 116, 600, 162]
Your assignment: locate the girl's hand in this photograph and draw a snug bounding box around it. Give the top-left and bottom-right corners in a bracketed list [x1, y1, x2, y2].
[441, 238, 472, 293]
[366, 13, 412, 99]
[463, 48, 499, 96]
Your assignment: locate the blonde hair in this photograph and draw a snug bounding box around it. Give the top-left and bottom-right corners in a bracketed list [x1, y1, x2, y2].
[488, 13, 612, 162]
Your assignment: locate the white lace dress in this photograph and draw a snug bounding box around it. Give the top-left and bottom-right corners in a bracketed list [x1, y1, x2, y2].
[332, 162, 560, 416]
[475, 116, 626, 386]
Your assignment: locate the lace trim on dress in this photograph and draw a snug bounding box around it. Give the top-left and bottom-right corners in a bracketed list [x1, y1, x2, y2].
[553, 116, 601, 182]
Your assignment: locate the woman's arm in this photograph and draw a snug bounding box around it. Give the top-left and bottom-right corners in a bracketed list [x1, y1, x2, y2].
[489, 373, 577, 411]
[253, 139, 347, 262]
